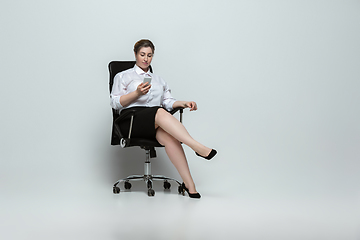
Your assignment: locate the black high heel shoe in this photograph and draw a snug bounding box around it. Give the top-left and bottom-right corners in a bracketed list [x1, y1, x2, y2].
[181, 182, 201, 199]
[196, 149, 217, 160]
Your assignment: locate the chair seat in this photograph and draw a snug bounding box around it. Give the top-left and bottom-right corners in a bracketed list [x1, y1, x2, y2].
[126, 138, 163, 148]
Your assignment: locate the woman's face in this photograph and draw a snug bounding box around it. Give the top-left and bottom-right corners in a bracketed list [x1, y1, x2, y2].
[135, 47, 153, 72]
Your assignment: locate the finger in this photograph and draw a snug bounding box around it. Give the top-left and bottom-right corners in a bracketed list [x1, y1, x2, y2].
[140, 84, 151, 91]
[142, 83, 150, 88]
[143, 88, 150, 94]
[190, 102, 197, 111]
[188, 103, 194, 111]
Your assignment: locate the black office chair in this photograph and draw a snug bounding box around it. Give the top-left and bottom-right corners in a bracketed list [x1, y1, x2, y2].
[109, 61, 185, 197]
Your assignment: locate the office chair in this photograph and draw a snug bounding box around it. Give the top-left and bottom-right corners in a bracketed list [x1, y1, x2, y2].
[109, 61, 185, 197]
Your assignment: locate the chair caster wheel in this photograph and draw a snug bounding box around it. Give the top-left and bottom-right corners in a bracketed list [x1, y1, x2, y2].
[148, 189, 155, 197]
[163, 181, 171, 189]
[147, 180, 152, 189]
[124, 181, 132, 190]
[113, 186, 120, 194]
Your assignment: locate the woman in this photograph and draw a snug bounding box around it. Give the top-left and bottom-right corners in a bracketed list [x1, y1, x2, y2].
[110, 39, 217, 198]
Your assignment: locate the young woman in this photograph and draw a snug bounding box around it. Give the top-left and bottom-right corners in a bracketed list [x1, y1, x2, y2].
[110, 39, 217, 198]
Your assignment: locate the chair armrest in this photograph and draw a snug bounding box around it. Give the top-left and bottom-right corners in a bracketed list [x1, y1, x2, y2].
[115, 109, 136, 123]
[169, 107, 184, 123]
[114, 109, 136, 139]
[169, 107, 184, 115]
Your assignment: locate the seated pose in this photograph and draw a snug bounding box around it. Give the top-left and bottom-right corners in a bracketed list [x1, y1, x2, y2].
[110, 39, 217, 198]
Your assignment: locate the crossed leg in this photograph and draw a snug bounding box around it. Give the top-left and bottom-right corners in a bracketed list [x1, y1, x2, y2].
[156, 127, 197, 193]
[155, 108, 212, 156]
[155, 108, 212, 194]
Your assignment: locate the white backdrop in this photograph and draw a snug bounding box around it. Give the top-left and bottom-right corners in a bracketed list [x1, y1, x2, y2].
[1, 0, 359, 239]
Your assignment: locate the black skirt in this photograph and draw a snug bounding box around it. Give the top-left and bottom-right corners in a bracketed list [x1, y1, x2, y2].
[116, 106, 163, 140]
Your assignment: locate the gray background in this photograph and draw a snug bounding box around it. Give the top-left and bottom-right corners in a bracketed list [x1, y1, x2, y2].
[1, 0, 359, 239]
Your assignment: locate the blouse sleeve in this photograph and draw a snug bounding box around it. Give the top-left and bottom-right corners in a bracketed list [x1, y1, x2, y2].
[110, 72, 127, 110]
[161, 81, 177, 111]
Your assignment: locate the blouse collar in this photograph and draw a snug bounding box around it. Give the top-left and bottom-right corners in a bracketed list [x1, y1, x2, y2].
[134, 64, 152, 77]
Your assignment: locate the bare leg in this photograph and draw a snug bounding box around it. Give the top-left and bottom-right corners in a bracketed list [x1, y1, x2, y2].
[154, 108, 212, 157]
[156, 127, 198, 194]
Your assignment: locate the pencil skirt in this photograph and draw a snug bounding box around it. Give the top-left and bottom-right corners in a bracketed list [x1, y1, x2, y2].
[116, 106, 163, 140]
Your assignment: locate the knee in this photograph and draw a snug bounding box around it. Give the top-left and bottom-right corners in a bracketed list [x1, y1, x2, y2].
[155, 108, 170, 119]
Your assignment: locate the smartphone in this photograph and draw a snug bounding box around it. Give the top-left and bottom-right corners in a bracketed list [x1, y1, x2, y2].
[143, 77, 152, 85]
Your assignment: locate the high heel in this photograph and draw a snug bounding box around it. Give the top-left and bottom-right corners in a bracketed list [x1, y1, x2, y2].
[181, 182, 201, 199]
[196, 149, 217, 160]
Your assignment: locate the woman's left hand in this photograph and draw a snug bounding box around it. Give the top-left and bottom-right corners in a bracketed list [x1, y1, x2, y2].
[185, 101, 197, 111]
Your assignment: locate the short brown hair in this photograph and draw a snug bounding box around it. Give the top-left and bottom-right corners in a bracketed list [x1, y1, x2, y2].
[134, 39, 155, 54]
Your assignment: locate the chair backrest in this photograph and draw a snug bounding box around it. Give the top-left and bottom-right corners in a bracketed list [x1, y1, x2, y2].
[108, 61, 153, 145]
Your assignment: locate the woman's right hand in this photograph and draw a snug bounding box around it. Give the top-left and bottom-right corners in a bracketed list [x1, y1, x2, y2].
[120, 82, 151, 107]
[136, 82, 151, 96]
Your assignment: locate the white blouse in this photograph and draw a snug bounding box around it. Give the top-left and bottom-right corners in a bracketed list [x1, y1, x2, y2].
[110, 64, 177, 113]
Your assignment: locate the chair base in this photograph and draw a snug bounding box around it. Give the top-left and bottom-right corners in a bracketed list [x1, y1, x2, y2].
[113, 174, 184, 197]
[113, 149, 184, 197]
